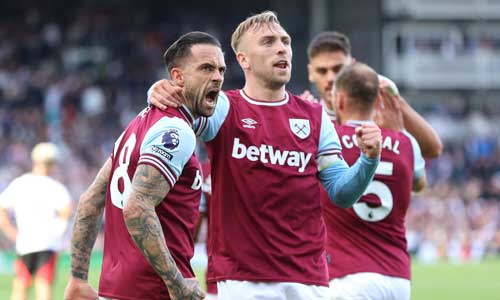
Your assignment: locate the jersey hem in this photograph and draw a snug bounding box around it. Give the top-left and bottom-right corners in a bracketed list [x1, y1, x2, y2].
[207, 275, 329, 287]
[330, 269, 411, 281]
[99, 292, 168, 300]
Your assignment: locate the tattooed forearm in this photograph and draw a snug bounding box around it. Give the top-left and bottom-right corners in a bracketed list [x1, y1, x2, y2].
[123, 164, 185, 292]
[70, 158, 112, 280]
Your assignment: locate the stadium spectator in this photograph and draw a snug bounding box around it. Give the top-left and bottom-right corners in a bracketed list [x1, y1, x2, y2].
[0, 142, 72, 300]
[148, 11, 382, 300]
[64, 31, 224, 300]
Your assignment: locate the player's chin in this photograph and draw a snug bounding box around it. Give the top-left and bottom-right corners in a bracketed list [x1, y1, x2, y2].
[272, 74, 291, 86]
[199, 102, 217, 117]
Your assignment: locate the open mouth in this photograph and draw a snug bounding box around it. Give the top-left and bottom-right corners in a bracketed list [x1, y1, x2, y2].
[273, 60, 289, 69]
[205, 89, 220, 105]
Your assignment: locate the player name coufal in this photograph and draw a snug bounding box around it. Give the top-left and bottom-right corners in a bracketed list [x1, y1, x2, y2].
[341, 134, 401, 155]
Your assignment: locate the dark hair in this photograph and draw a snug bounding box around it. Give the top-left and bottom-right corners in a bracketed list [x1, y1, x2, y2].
[335, 63, 379, 111]
[307, 31, 351, 59]
[163, 31, 221, 72]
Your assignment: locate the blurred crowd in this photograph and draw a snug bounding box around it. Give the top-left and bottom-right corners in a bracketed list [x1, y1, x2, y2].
[0, 3, 499, 262]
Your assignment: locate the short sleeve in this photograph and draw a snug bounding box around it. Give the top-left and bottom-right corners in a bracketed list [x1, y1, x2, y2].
[316, 109, 344, 171]
[403, 130, 425, 181]
[138, 117, 196, 188]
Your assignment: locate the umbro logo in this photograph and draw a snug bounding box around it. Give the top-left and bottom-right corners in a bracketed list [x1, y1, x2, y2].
[241, 118, 258, 129]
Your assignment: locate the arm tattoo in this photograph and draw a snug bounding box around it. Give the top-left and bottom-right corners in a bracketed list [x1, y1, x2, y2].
[123, 164, 186, 293]
[70, 158, 111, 280]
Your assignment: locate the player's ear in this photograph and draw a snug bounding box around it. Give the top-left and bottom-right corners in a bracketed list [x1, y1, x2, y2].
[170, 68, 184, 87]
[236, 52, 250, 70]
[307, 63, 314, 82]
[336, 90, 345, 112]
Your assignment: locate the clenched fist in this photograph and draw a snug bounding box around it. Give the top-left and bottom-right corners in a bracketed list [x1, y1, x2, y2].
[355, 124, 382, 159]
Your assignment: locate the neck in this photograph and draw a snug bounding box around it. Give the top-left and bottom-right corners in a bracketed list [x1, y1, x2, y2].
[32, 164, 50, 176]
[322, 96, 335, 111]
[183, 102, 198, 119]
[339, 111, 373, 125]
[243, 76, 286, 102]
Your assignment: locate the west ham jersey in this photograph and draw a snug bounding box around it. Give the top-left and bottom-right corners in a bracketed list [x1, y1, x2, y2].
[99, 105, 202, 300]
[323, 121, 424, 280]
[195, 89, 344, 287]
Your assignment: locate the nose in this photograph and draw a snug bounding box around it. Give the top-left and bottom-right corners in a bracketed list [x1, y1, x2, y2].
[212, 70, 223, 83]
[276, 40, 287, 55]
[327, 70, 335, 83]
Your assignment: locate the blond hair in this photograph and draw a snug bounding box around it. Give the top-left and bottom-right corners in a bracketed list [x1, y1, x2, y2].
[231, 11, 280, 54]
[31, 142, 59, 164]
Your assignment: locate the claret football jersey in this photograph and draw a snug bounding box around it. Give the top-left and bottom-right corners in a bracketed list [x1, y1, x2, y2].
[323, 121, 425, 280]
[99, 105, 202, 300]
[195, 89, 343, 286]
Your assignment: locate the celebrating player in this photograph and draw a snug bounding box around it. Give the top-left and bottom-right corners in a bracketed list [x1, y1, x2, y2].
[304, 31, 442, 158]
[325, 62, 426, 300]
[64, 31, 226, 300]
[148, 11, 382, 300]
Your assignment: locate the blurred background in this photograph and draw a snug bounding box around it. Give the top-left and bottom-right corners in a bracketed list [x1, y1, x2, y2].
[0, 0, 499, 299]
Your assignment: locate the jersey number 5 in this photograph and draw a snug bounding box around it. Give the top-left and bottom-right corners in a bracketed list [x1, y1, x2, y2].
[353, 161, 393, 222]
[110, 133, 137, 209]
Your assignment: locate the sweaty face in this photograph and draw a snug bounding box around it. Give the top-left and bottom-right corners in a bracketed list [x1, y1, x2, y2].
[240, 23, 292, 89]
[308, 51, 351, 104]
[182, 44, 226, 117]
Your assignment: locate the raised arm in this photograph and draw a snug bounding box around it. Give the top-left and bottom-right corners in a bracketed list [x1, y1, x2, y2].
[320, 124, 381, 208]
[65, 158, 112, 300]
[400, 97, 443, 159]
[317, 110, 381, 208]
[378, 76, 443, 159]
[123, 164, 204, 300]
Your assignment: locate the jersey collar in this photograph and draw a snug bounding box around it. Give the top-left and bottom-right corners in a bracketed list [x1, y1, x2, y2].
[345, 120, 375, 127]
[178, 104, 196, 127]
[239, 89, 289, 106]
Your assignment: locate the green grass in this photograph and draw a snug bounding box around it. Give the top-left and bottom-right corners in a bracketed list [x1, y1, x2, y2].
[0, 252, 499, 300]
[411, 259, 500, 300]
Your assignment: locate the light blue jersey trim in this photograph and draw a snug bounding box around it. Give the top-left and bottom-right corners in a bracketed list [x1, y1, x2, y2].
[140, 116, 196, 178]
[316, 109, 343, 172]
[403, 130, 425, 182]
[319, 153, 379, 208]
[195, 91, 230, 142]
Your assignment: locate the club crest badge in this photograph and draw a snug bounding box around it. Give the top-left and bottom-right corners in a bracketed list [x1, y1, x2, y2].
[289, 119, 310, 139]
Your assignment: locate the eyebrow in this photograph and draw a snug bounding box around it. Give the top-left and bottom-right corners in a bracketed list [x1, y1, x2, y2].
[259, 35, 276, 41]
[199, 62, 226, 70]
[316, 62, 345, 69]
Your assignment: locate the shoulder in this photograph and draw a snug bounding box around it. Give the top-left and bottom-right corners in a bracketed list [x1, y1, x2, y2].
[336, 124, 354, 134]
[222, 89, 240, 100]
[141, 114, 195, 152]
[382, 128, 412, 144]
[46, 176, 67, 189]
[289, 92, 323, 111]
[150, 115, 194, 137]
